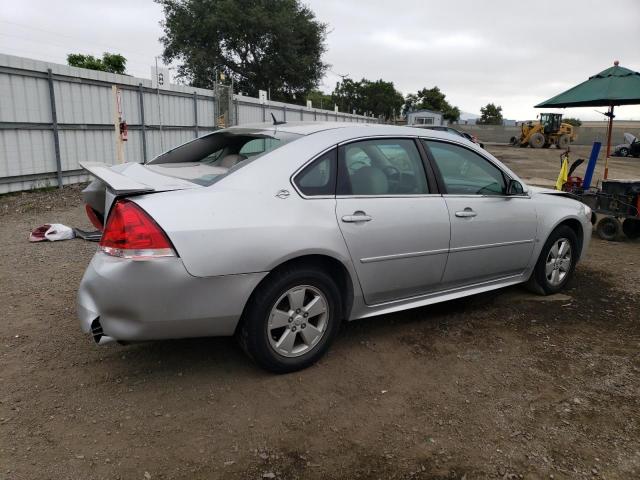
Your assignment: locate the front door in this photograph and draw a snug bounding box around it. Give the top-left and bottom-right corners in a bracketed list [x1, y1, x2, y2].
[422, 140, 537, 287]
[335, 138, 451, 305]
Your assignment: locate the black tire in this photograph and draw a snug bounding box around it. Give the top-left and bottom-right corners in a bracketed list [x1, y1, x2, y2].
[622, 218, 640, 239]
[237, 265, 342, 373]
[619, 147, 629, 157]
[529, 132, 545, 148]
[526, 225, 578, 295]
[596, 216, 621, 241]
[557, 134, 571, 149]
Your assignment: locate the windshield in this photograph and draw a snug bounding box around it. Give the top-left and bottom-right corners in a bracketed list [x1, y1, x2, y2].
[146, 129, 301, 186]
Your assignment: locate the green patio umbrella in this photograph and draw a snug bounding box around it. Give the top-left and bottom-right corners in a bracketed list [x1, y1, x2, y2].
[535, 61, 640, 179]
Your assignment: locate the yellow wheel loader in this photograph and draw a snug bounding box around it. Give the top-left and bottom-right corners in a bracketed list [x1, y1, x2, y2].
[510, 113, 577, 149]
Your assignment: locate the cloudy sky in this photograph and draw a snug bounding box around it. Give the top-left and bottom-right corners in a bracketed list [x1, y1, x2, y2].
[2, 0, 639, 120]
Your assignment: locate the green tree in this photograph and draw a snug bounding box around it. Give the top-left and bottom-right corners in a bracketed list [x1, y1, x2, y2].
[563, 117, 582, 127]
[477, 103, 503, 125]
[403, 86, 460, 122]
[306, 89, 333, 109]
[331, 78, 362, 113]
[331, 78, 403, 119]
[359, 79, 404, 119]
[67, 53, 127, 74]
[157, 0, 328, 102]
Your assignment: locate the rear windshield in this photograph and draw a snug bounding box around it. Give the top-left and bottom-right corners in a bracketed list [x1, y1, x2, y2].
[147, 129, 301, 186]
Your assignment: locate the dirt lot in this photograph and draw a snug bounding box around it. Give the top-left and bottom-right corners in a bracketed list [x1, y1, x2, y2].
[1, 149, 639, 479]
[488, 143, 640, 188]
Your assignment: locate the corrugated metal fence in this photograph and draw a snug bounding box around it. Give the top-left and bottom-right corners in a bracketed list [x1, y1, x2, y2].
[0, 54, 375, 194]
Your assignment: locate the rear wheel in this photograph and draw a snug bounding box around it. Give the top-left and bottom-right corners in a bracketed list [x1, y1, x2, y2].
[596, 216, 621, 241]
[529, 133, 545, 148]
[618, 147, 629, 157]
[238, 265, 342, 373]
[622, 218, 640, 239]
[557, 134, 571, 149]
[526, 225, 578, 295]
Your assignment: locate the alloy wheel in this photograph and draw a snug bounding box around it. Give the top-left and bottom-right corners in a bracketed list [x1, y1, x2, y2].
[545, 238, 572, 286]
[267, 285, 329, 358]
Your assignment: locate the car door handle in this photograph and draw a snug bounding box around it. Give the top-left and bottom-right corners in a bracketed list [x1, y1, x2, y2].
[341, 212, 372, 223]
[455, 208, 477, 218]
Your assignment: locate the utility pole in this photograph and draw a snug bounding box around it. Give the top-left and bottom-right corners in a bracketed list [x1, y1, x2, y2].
[213, 67, 218, 126]
[155, 56, 164, 151]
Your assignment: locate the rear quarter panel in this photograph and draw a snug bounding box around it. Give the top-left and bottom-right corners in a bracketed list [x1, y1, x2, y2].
[134, 187, 355, 279]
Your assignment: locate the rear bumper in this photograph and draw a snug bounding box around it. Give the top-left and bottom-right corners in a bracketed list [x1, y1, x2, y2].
[77, 252, 267, 343]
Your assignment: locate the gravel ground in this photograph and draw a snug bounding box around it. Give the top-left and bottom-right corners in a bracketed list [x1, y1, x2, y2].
[1, 152, 639, 479]
[487, 144, 640, 188]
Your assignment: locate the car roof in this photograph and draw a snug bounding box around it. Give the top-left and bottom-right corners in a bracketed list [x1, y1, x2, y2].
[226, 121, 370, 136]
[226, 121, 464, 140]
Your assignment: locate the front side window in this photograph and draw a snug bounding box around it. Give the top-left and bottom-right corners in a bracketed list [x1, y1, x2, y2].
[338, 139, 429, 196]
[423, 140, 506, 195]
[293, 148, 337, 196]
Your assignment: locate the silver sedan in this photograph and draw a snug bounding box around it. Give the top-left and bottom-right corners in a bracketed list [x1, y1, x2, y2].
[77, 123, 592, 372]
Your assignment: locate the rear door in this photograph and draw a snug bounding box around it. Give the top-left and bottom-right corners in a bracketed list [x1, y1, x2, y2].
[422, 140, 537, 287]
[335, 138, 451, 305]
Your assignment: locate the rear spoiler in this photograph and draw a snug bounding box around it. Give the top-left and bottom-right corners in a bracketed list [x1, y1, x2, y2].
[80, 162, 154, 195]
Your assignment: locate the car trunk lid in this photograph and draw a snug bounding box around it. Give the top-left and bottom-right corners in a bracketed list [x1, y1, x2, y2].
[80, 161, 205, 195]
[80, 161, 206, 219]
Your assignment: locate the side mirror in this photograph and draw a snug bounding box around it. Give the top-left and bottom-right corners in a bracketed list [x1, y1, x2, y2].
[506, 179, 526, 196]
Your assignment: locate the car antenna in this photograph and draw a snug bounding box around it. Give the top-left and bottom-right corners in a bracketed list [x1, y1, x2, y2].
[270, 113, 286, 126]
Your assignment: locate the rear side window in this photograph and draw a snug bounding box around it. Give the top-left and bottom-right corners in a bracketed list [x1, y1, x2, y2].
[293, 148, 337, 197]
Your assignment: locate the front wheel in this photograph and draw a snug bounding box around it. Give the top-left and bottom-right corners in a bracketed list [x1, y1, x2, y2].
[527, 226, 578, 295]
[557, 134, 571, 149]
[238, 266, 342, 373]
[529, 132, 545, 148]
[618, 147, 629, 157]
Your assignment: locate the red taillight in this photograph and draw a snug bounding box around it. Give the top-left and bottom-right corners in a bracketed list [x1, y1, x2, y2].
[99, 200, 175, 259]
[85, 204, 104, 231]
